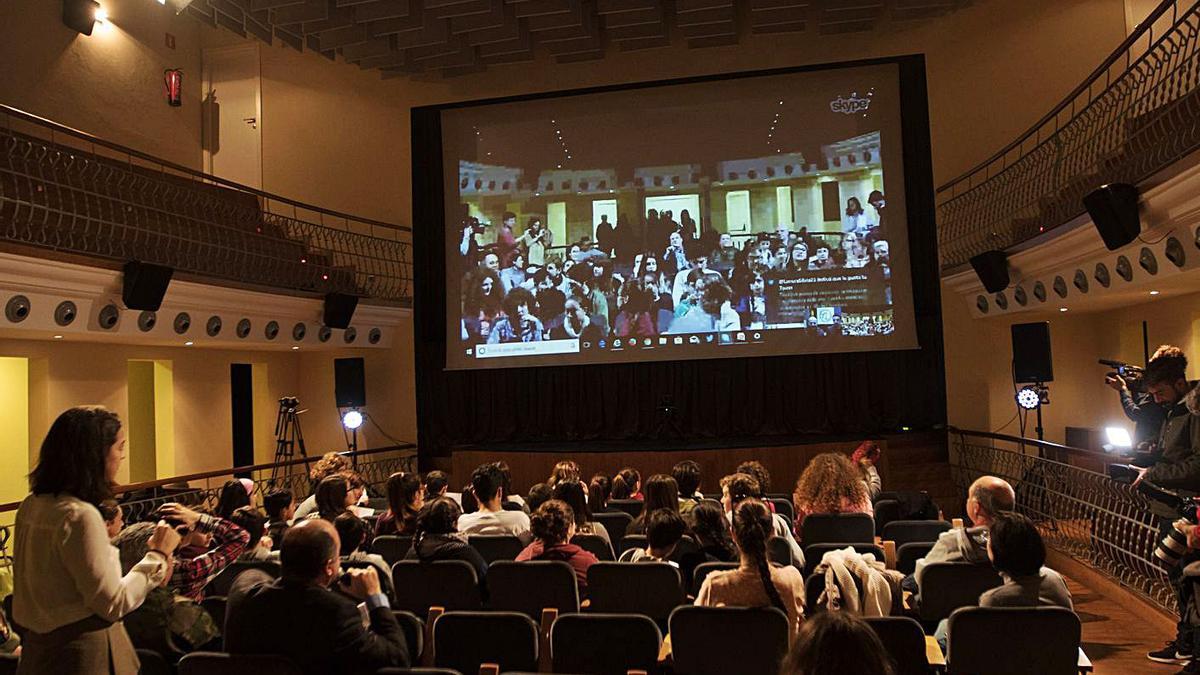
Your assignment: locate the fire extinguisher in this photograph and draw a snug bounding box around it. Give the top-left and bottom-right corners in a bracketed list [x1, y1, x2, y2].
[164, 69, 183, 107]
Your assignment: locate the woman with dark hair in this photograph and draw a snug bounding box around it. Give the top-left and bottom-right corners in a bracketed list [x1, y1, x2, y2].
[375, 472, 424, 537]
[842, 196, 873, 235]
[334, 512, 393, 587]
[982, 511, 1072, 609]
[690, 500, 737, 562]
[231, 506, 274, 561]
[666, 272, 738, 334]
[614, 278, 659, 338]
[310, 474, 354, 522]
[732, 266, 766, 330]
[550, 295, 605, 343]
[627, 474, 680, 536]
[611, 467, 642, 501]
[695, 499, 805, 640]
[517, 500, 599, 596]
[406, 498, 488, 583]
[786, 241, 809, 274]
[14, 406, 182, 675]
[519, 216, 551, 267]
[488, 287, 544, 344]
[526, 483, 553, 514]
[780, 611, 895, 674]
[588, 474, 613, 514]
[551, 481, 611, 548]
[215, 479, 252, 521]
[462, 266, 505, 343]
[292, 452, 354, 520]
[548, 460, 582, 487]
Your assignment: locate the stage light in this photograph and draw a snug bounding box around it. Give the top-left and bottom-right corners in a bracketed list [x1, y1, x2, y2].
[1105, 426, 1133, 449]
[62, 0, 101, 35]
[94, 5, 107, 22]
[1016, 386, 1041, 410]
[342, 410, 363, 430]
[1150, 290, 1160, 295]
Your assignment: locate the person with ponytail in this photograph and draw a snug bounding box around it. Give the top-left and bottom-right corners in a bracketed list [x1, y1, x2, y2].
[375, 472, 424, 537]
[404, 497, 487, 585]
[611, 467, 643, 500]
[695, 498, 806, 640]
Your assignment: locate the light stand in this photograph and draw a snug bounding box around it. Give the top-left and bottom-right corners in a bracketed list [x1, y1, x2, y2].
[1016, 383, 1050, 442]
[341, 408, 364, 464]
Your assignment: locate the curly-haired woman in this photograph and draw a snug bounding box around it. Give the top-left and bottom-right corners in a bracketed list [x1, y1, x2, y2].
[792, 453, 873, 535]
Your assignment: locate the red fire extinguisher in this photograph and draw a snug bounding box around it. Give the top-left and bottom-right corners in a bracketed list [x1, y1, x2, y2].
[164, 69, 183, 107]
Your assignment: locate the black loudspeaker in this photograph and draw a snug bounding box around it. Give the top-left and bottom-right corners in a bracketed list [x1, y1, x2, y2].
[334, 357, 366, 408]
[1084, 183, 1141, 250]
[324, 293, 359, 329]
[122, 261, 174, 311]
[969, 250, 1009, 293]
[1012, 322, 1054, 383]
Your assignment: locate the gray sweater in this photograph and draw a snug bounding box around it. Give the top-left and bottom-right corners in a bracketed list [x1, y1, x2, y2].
[979, 567, 1073, 610]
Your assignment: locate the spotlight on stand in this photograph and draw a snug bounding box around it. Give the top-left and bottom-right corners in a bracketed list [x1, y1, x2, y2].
[341, 408, 363, 458]
[1016, 386, 1042, 410]
[341, 409, 363, 430]
[1103, 426, 1133, 454]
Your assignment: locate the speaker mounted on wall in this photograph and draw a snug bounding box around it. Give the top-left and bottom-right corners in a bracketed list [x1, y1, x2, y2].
[324, 293, 359, 330]
[1083, 183, 1141, 251]
[334, 357, 366, 409]
[1011, 322, 1054, 384]
[122, 261, 174, 311]
[969, 250, 1010, 294]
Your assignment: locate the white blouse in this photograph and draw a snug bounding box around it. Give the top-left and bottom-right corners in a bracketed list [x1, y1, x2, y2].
[13, 494, 167, 634]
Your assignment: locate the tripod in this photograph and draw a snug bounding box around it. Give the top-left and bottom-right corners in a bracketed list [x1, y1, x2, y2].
[271, 397, 309, 484]
[652, 396, 685, 439]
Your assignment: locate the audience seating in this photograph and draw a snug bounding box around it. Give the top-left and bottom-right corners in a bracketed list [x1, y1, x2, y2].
[200, 596, 227, 637]
[487, 561, 580, 619]
[896, 542, 936, 575]
[571, 534, 614, 561]
[433, 611, 539, 675]
[947, 606, 1082, 675]
[767, 498, 795, 523]
[616, 534, 647, 557]
[177, 651, 304, 675]
[669, 606, 789, 675]
[805, 570, 864, 613]
[341, 558, 396, 599]
[206, 560, 281, 597]
[766, 536, 793, 568]
[882, 520, 951, 547]
[392, 610, 425, 663]
[136, 648, 173, 675]
[801, 543, 887, 577]
[864, 616, 929, 675]
[550, 613, 661, 675]
[592, 512, 633, 543]
[587, 562, 685, 629]
[799, 513, 875, 546]
[374, 535, 415, 566]
[691, 561, 739, 595]
[468, 535, 525, 564]
[392, 560, 483, 616]
[873, 499, 903, 535]
[607, 499, 643, 519]
[917, 563, 1003, 623]
[0, 654, 15, 675]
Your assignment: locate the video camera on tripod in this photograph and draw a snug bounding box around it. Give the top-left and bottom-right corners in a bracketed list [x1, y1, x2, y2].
[271, 396, 308, 483]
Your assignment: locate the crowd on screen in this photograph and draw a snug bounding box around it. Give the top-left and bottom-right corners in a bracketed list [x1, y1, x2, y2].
[2, 406, 1085, 675]
[458, 192, 894, 344]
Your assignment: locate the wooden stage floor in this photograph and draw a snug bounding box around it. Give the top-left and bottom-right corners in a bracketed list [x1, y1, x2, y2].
[1071, 575, 1176, 674]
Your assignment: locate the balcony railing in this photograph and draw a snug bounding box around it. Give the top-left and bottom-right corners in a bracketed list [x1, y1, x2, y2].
[949, 429, 1172, 615]
[0, 104, 412, 304]
[936, 0, 1200, 271]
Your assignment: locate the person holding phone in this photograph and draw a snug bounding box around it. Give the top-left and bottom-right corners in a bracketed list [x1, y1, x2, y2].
[13, 406, 182, 675]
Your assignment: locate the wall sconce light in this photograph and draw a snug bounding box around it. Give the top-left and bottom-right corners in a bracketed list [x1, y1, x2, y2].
[62, 0, 101, 35]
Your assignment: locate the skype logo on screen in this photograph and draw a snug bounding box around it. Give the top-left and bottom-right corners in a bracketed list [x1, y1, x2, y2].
[830, 88, 875, 116]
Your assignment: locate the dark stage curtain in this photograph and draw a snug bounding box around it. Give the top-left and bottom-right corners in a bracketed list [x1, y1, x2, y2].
[412, 56, 945, 457]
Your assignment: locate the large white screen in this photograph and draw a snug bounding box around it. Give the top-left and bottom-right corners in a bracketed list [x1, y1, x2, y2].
[443, 63, 919, 370]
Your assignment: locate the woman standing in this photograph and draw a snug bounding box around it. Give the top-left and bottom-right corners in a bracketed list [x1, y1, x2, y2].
[13, 406, 181, 674]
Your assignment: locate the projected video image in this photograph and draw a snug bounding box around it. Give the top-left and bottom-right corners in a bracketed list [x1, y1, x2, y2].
[443, 63, 917, 368]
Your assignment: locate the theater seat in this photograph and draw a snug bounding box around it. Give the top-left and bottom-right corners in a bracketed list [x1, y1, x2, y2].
[551, 613, 661, 675]
[882, 520, 951, 547]
[136, 649, 173, 675]
[468, 535, 525, 564]
[488, 561, 580, 619]
[947, 606, 1081, 675]
[691, 561, 738, 595]
[177, 651, 305, 675]
[917, 563, 1003, 623]
[392, 610, 425, 663]
[392, 560, 482, 616]
[0, 654, 15, 675]
[373, 535, 414, 567]
[433, 611, 539, 675]
[587, 562, 685, 630]
[800, 513, 875, 547]
[205, 560, 281, 598]
[607, 499, 643, 518]
[668, 606, 789, 675]
[801, 543, 886, 577]
[896, 541, 936, 575]
[571, 533, 614, 561]
[592, 512, 633, 543]
[864, 616, 928, 675]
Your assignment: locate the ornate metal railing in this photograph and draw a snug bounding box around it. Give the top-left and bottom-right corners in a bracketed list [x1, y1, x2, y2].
[0, 104, 412, 304]
[936, 0, 1200, 270]
[949, 429, 1172, 615]
[0, 444, 417, 559]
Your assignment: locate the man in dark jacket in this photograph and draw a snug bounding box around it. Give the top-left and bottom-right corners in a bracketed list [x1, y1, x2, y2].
[225, 519, 409, 675]
[1135, 346, 1200, 669]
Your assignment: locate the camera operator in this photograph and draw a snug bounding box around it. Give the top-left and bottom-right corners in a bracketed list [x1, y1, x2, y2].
[1106, 368, 1167, 461]
[1132, 345, 1200, 668]
[459, 217, 486, 268]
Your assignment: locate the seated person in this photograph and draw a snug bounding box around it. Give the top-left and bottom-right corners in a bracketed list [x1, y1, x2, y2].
[457, 462, 532, 544]
[231, 505, 276, 562]
[406, 497, 489, 584]
[112, 522, 221, 653]
[690, 500, 737, 562]
[424, 470, 451, 500]
[526, 482, 553, 513]
[619, 508, 686, 563]
[263, 488, 295, 551]
[293, 453, 355, 520]
[673, 460, 704, 517]
[904, 476, 1015, 597]
[375, 472, 424, 537]
[335, 512, 393, 589]
[516, 500, 599, 596]
[0, 602, 17, 656]
[627, 474, 681, 536]
[696, 499, 806, 641]
[724, 473, 804, 567]
[308, 475, 358, 523]
[552, 480, 611, 549]
[158, 502, 250, 601]
[981, 511, 1072, 609]
[792, 453, 873, 534]
[850, 441, 883, 501]
[225, 520, 409, 675]
[780, 611, 895, 673]
[100, 498, 124, 539]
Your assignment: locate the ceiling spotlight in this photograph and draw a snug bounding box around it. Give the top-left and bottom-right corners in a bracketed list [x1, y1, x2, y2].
[53, 334, 64, 339]
[1059, 307, 1068, 312]
[341, 410, 363, 430]
[1150, 290, 1160, 295]
[184, 340, 194, 346]
[1016, 386, 1042, 410]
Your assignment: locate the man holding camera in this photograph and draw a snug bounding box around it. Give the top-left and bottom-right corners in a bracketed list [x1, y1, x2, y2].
[1130, 346, 1200, 670]
[1106, 366, 1167, 457]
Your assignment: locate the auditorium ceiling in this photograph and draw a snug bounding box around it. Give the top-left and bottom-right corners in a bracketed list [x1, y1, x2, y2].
[183, 0, 974, 79]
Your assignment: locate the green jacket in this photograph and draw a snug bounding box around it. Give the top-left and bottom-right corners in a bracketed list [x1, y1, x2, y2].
[1145, 382, 1200, 492]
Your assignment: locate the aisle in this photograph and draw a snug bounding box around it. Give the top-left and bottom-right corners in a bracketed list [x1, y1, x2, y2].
[1069, 576, 1174, 674]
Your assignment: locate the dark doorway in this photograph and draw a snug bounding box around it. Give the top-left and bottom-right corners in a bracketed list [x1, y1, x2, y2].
[231, 364, 254, 476]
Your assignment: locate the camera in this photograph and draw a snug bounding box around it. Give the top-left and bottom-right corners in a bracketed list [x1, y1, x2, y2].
[464, 217, 486, 236]
[1156, 502, 1200, 566]
[1100, 359, 1144, 390]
